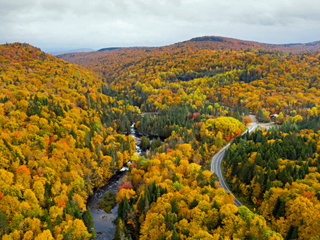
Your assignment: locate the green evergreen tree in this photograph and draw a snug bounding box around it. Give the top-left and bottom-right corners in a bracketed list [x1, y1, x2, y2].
[165, 212, 170, 223]
[137, 195, 145, 213]
[0, 212, 8, 237]
[233, 111, 242, 121]
[278, 199, 286, 218]
[270, 170, 277, 182]
[123, 196, 129, 220]
[285, 225, 294, 240]
[279, 168, 291, 185]
[291, 225, 299, 239]
[272, 197, 281, 218]
[171, 225, 179, 240]
[259, 169, 265, 186]
[172, 199, 178, 214]
[156, 186, 161, 200]
[266, 178, 272, 191]
[74, 206, 82, 219]
[188, 199, 198, 209]
[84, 207, 96, 239]
[114, 219, 125, 240]
[140, 136, 151, 150]
[257, 108, 264, 121]
[55, 215, 62, 225]
[172, 213, 177, 224]
[84, 129, 92, 148]
[256, 153, 264, 166]
[144, 196, 149, 216]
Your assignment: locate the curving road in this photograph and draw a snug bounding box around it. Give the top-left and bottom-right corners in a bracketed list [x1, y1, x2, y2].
[211, 115, 258, 207]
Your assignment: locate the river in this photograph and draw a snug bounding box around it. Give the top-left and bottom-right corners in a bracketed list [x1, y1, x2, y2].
[85, 124, 144, 240]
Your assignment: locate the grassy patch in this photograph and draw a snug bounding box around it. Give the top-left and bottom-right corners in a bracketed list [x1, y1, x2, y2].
[99, 191, 116, 213]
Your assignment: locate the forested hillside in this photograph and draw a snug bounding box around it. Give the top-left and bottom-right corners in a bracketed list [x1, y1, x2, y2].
[224, 114, 320, 239]
[57, 36, 320, 240]
[0, 42, 281, 240]
[1, 36, 320, 240]
[0, 43, 139, 239]
[59, 36, 320, 119]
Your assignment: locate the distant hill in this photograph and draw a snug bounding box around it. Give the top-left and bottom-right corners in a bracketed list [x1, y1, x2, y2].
[97, 47, 122, 52]
[186, 36, 320, 52]
[56, 35, 320, 112]
[57, 46, 152, 66]
[49, 48, 95, 56]
[58, 36, 320, 65]
[51, 47, 121, 56]
[57, 36, 320, 78]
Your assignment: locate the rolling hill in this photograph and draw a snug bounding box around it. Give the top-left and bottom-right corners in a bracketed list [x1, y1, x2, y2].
[57, 36, 320, 116]
[0, 42, 138, 239]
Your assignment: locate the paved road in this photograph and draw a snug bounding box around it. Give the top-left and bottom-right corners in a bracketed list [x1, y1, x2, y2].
[211, 115, 258, 207]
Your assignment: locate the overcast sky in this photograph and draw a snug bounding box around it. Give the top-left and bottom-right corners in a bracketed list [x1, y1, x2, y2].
[1, 0, 320, 52]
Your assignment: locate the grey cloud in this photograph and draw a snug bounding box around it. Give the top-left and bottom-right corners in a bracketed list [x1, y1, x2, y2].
[0, 0, 319, 51]
[234, 0, 320, 26]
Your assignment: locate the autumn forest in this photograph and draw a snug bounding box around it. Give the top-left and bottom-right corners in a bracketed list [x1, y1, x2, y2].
[0, 36, 320, 240]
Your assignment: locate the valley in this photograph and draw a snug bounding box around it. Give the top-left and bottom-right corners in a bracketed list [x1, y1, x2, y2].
[0, 37, 320, 240]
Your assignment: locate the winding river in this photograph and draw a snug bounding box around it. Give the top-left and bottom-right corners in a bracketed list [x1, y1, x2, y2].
[85, 124, 144, 240]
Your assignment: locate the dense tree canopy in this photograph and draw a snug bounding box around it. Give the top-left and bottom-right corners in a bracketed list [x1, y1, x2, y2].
[2, 37, 320, 239]
[0, 43, 138, 239]
[224, 115, 320, 239]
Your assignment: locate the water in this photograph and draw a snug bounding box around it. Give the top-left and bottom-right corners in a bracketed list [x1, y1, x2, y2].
[131, 124, 143, 157]
[86, 172, 126, 239]
[86, 124, 143, 240]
